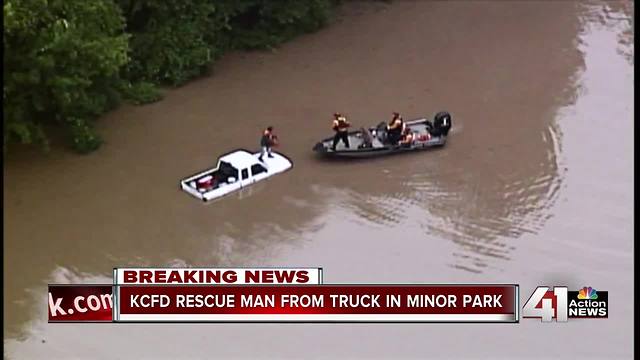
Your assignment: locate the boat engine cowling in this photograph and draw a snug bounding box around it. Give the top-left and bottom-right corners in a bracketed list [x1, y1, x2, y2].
[433, 111, 452, 136]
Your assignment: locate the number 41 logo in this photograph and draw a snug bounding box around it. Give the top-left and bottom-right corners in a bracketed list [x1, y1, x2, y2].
[522, 286, 568, 322]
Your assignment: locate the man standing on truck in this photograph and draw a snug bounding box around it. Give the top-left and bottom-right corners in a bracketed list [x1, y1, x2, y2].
[259, 126, 277, 162]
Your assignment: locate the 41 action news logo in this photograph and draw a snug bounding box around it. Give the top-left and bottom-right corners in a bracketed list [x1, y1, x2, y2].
[522, 286, 608, 322]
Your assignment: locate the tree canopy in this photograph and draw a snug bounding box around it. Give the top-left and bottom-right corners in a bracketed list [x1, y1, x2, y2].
[3, 0, 337, 154]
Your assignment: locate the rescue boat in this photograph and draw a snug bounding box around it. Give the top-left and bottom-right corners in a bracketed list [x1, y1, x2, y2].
[313, 112, 452, 158]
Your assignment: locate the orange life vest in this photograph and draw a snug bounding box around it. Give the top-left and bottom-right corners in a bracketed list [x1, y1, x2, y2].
[333, 117, 349, 132]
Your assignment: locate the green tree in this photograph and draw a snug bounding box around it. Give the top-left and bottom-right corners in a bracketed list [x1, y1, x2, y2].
[226, 0, 335, 50]
[118, 0, 230, 85]
[118, 0, 336, 85]
[4, 0, 337, 155]
[4, 0, 130, 153]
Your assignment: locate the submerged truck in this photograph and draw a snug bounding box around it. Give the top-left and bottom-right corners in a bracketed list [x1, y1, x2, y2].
[180, 150, 292, 202]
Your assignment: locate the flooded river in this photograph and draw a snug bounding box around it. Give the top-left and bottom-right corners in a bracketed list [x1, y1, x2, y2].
[3, 1, 634, 358]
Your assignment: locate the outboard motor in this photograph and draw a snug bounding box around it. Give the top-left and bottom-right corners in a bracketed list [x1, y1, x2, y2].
[432, 111, 452, 137]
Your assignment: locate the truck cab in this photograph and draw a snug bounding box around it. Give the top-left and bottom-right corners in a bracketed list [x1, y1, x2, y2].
[217, 151, 269, 188]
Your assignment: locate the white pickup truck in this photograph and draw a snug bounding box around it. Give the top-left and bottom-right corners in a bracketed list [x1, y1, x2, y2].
[180, 149, 292, 202]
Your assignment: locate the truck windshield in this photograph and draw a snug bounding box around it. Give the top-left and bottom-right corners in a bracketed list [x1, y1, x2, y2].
[218, 161, 238, 181]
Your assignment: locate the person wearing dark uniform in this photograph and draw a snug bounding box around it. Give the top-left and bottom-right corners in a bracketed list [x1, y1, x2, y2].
[259, 126, 276, 161]
[331, 113, 351, 151]
[386, 112, 404, 145]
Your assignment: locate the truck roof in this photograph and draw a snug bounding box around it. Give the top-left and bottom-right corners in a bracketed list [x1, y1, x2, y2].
[218, 150, 259, 168]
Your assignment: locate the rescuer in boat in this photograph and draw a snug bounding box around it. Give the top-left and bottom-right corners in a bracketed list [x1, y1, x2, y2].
[399, 127, 415, 147]
[386, 112, 405, 145]
[331, 113, 351, 151]
[259, 126, 277, 161]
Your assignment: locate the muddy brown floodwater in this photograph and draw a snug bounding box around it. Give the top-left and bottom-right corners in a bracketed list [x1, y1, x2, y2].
[3, 0, 634, 358]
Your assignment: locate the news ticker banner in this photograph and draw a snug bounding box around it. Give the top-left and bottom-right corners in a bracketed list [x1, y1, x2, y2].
[48, 268, 608, 323]
[50, 267, 516, 323]
[113, 267, 323, 285]
[50, 284, 517, 323]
